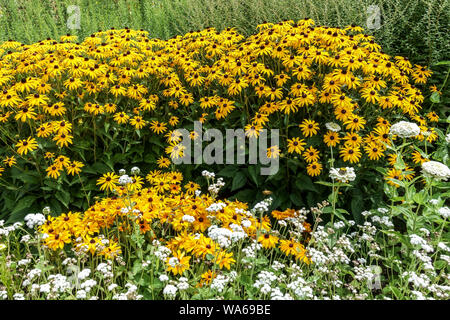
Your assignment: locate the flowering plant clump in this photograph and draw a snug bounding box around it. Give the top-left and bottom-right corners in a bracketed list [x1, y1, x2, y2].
[1, 163, 448, 300]
[0, 19, 440, 220]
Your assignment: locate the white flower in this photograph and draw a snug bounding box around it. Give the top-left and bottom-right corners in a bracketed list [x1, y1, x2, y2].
[78, 268, 91, 280]
[202, 170, 215, 178]
[0, 290, 8, 300]
[429, 199, 439, 205]
[107, 284, 118, 291]
[241, 219, 252, 228]
[438, 207, 450, 219]
[445, 133, 450, 144]
[130, 166, 140, 175]
[76, 290, 87, 299]
[118, 174, 133, 185]
[159, 274, 169, 282]
[325, 122, 341, 132]
[13, 293, 25, 300]
[181, 215, 195, 223]
[24, 213, 46, 229]
[163, 284, 178, 298]
[119, 169, 126, 175]
[329, 167, 356, 183]
[422, 161, 450, 181]
[389, 121, 420, 138]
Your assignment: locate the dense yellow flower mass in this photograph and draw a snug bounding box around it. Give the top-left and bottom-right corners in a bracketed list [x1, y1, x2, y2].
[0, 19, 435, 191]
[39, 170, 312, 275]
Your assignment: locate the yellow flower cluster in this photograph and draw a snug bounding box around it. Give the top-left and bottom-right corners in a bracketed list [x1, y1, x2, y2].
[40, 170, 311, 275]
[0, 19, 435, 182]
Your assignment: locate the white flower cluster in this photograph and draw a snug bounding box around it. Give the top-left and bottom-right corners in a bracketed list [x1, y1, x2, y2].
[96, 262, 113, 279]
[77, 268, 91, 280]
[412, 250, 435, 272]
[0, 221, 22, 236]
[329, 167, 356, 183]
[208, 177, 225, 195]
[112, 283, 142, 300]
[354, 265, 380, 284]
[287, 277, 313, 299]
[20, 235, 31, 243]
[446, 133, 450, 144]
[241, 241, 262, 259]
[13, 293, 25, 300]
[371, 215, 394, 228]
[389, 121, 420, 138]
[80, 279, 97, 292]
[439, 207, 450, 219]
[206, 201, 227, 213]
[163, 284, 178, 298]
[270, 287, 294, 300]
[181, 214, 195, 223]
[402, 271, 430, 288]
[208, 225, 246, 248]
[24, 213, 46, 229]
[251, 197, 273, 215]
[45, 274, 72, 295]
[118, 174, 133, 185]
[421, 161, 450, 181]
[325, 122, 341, 132]
[271, 260, 285, 271]
[17, 258, 31, 266]
[22, 268, 42, 287]
[177, 277, 189, 291]
[159, 274, 169, 282]
[202, 170, 215, 178]
[0, 290, 7, 300]
[410, 234, 434, 253]
[210, 274, 232, 293]
[130, 166, 140, 175]
[154, 245, 171, 261]
[253, 271, 278, 294]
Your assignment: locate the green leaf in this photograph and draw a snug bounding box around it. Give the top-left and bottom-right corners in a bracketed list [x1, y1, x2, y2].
[55, 191, 71, 209]
[295, 175, 318, 192]
[433, 60, 450, 66]
[430, 91, 441, 103]
[247, 165, 259, 187]
[217, 166, 239, 177]
[231, 171, 247, 191]
[7, 195, 37, 223]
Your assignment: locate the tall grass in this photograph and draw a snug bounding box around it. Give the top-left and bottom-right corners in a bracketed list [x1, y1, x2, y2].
[0, 0, 448, 63]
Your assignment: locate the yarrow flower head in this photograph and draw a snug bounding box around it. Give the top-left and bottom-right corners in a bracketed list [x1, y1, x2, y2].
[389, 121, 420, 138]
[421, 161, 450, 181]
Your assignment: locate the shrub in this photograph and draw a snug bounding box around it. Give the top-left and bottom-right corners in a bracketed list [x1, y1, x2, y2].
[0, 19, 442, 224]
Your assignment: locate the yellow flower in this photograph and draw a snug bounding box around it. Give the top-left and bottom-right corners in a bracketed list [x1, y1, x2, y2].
[97, 172, 119, 192]
[299, 119, 320, 137]
[287, 137, 306, 154]
[16, 137, 38, 155]
[166, 250, 191, 275]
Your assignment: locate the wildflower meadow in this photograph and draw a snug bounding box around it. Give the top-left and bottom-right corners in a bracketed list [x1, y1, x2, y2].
[0, 0, 449, 304]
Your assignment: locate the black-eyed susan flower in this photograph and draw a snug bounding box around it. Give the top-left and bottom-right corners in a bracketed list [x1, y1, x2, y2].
[287, 137, 306, 154]
[97, 172, 119, 192]
[16, 137, 38, 155]
[299, 119, 319, 137]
